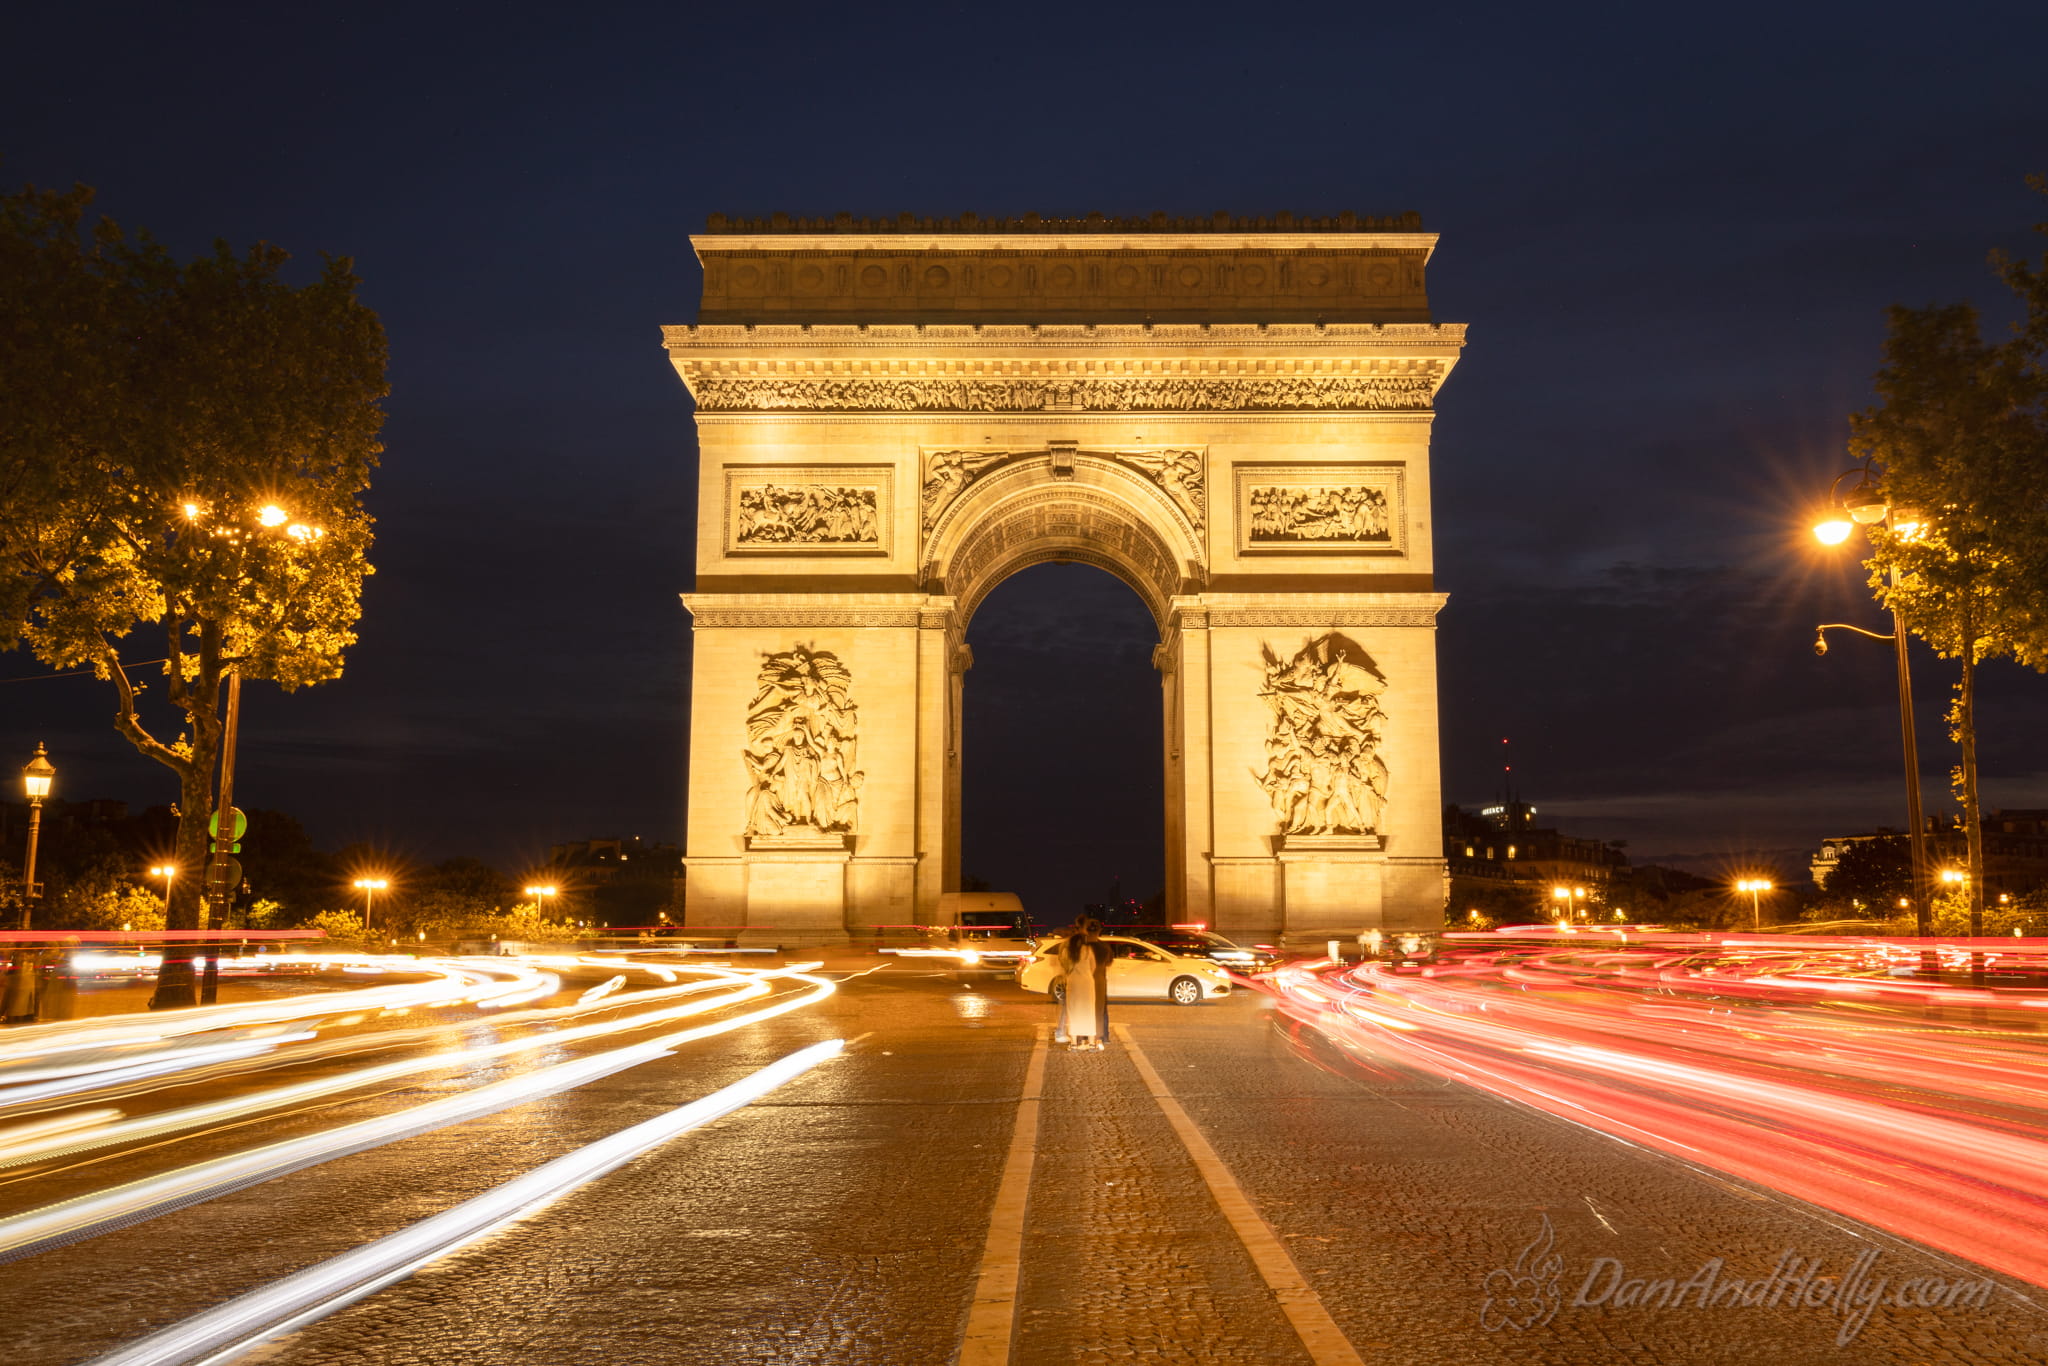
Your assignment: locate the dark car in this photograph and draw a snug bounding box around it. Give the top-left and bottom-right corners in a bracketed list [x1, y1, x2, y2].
[1122, 925, 1278, 971]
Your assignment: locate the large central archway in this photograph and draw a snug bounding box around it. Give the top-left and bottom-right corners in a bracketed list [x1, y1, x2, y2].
[667, 213, 1464, 943]
[957, 561, 1164, 917]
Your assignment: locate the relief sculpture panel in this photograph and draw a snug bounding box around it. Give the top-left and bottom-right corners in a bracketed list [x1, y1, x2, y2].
[1235, 463, 1405, 556]
[1255, 634, 1388, 837]
[744, 646, 862, 836]
[725, 466, 890, 555]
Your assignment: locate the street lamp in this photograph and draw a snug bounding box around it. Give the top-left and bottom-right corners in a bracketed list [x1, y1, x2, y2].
[524, 884, 559, 921]
[18, 744, 55, 929]
[1736, 877, 1773, 930]
[1813, 465, 1931, 939]
[1550, 885, 1586, 922]
[149, 864, 177, 918]
[352, 877, 389, 934]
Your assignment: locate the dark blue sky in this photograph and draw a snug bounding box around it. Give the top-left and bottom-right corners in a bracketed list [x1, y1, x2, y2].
[5, 1, 2046, 913]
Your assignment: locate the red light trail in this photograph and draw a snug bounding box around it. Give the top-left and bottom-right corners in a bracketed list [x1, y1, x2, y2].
[1261, 930, 2048, 1291]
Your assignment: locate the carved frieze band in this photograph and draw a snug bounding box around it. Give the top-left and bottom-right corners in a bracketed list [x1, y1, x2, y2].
[692, 375, 1435, 414]
[923, 445, 1204, 533]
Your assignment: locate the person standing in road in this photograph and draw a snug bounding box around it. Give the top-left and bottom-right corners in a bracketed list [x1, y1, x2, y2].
[1060, 920, 1110, 1052]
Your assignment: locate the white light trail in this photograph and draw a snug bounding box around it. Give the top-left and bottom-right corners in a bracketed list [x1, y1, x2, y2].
[87, 1039, 846, 1366]
[0, 969, 758, 1169]
[0, 968, 836, 1259]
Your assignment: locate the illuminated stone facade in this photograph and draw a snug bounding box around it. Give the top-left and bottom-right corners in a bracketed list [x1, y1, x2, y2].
[668, 214, 1464, 942]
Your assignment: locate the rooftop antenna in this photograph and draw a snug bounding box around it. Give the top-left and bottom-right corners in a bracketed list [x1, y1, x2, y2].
[1500, 736, 1517, 806]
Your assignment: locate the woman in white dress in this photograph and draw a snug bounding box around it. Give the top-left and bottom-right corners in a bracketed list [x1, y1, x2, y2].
[1060, 921, 1108, 1052]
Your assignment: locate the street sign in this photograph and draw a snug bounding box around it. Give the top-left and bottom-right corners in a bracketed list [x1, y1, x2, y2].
[204, 857, 243, 896]
[209, 807, 248, 842]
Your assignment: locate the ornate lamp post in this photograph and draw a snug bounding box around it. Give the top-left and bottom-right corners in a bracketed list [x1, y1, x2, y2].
[19, 744, 55, 930]
[1735, 877, 1773, 930]
[1813, 466, 1931, 939]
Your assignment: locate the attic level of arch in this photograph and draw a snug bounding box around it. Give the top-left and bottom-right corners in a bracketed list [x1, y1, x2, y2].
[696, 240, 1436, 325]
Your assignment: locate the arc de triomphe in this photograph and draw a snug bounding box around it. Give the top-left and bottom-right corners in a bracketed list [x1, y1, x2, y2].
[665, 212, 1464, 943]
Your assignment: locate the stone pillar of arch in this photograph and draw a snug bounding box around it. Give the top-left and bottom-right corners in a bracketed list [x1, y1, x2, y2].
[666, 213, 1465, 945]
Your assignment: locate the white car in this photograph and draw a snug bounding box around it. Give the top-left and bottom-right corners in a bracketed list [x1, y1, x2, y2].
[1014, 935, 1232, 1005]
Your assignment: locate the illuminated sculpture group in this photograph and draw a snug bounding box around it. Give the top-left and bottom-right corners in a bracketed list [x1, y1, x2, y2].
[1256, 634, 1389, 836]
[743, 646, 862, 836]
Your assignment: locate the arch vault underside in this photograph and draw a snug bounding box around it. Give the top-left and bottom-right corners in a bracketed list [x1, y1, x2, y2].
[668, 216, 1464, 944]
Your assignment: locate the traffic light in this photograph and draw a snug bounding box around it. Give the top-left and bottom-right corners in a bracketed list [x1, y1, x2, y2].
[209, 806, 246, 855]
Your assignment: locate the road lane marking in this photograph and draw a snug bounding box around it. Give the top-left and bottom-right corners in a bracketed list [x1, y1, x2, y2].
[1115, 1024, 1367, 1366]
[956, 1024, 1049, 1366]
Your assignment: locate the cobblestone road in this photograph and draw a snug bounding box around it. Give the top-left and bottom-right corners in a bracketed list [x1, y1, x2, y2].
[3, 965, 2044, 1365]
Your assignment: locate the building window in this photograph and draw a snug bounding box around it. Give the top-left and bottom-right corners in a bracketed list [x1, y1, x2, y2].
[1507, 845, 1517, 859]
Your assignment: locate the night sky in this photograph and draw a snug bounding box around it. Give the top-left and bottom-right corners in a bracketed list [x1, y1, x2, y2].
[5, 3, 2046, 916]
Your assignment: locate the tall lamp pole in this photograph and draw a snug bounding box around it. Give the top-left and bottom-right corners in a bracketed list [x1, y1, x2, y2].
[1736, 878, 1773, 930]
[19, 744, 55, 930]
[1814, 468, 1931, 939]
[149, 864, 176, 919]
[353, 878, 388, 936]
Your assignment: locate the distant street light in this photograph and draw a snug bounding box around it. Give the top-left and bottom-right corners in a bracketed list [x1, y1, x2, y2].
[1549, 885, 1587, 922]
[1812, 465, 1931, 938]
[18, 744, 55, 930]
[524, 884, 559, 921]
[352, 877, 389, 934]
[149, 864, 177, 919]
[1736, 877, 1774, 930]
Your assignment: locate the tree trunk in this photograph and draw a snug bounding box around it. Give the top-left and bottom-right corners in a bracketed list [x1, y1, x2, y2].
[1960, 646, 1985, 934]
[149, 752, 218, 1008]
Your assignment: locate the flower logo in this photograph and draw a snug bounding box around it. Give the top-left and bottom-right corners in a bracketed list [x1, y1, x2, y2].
[1480, 1213, 1565, 1331]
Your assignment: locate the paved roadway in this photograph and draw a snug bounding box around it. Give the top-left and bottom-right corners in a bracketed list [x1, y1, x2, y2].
[4, 961, 2046, 1365]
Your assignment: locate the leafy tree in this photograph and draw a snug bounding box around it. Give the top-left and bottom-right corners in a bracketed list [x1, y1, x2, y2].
[307, 909, 365, 945]
[1853, 184, 2048, 936]
[3, 179, 387, 1006]
[44, 868, 166, 931]
[0, 183, 140, 635]
[1814, 836, 1913, 914]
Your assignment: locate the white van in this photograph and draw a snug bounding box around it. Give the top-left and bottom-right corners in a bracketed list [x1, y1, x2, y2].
[933, 892, 1037, 966]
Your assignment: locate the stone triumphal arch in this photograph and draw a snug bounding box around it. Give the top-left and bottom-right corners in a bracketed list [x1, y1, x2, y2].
[665, 212, 1465, 943]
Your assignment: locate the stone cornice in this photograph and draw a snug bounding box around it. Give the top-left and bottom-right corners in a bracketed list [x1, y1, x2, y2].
[679, 592, 930, 630]
[665, 321, 1466, 353]
[1169, 591, 1450, 629]
[666, 326, 1467, 413]
[694, 231, 1438, 256]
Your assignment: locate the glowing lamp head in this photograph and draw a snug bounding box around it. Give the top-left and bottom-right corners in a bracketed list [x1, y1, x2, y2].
[1939, 869, 1965, 885]
[1812, 519, 1854, 546]
[1842, 474, 1889, 525]
[21, 743, 54, 801]
[150, 864, 175, 878]
[1551, 886, 1569, 901]
[182, 502, 201, 521]
[257, 505, 289, 527]
[353, 877, 389, 891]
